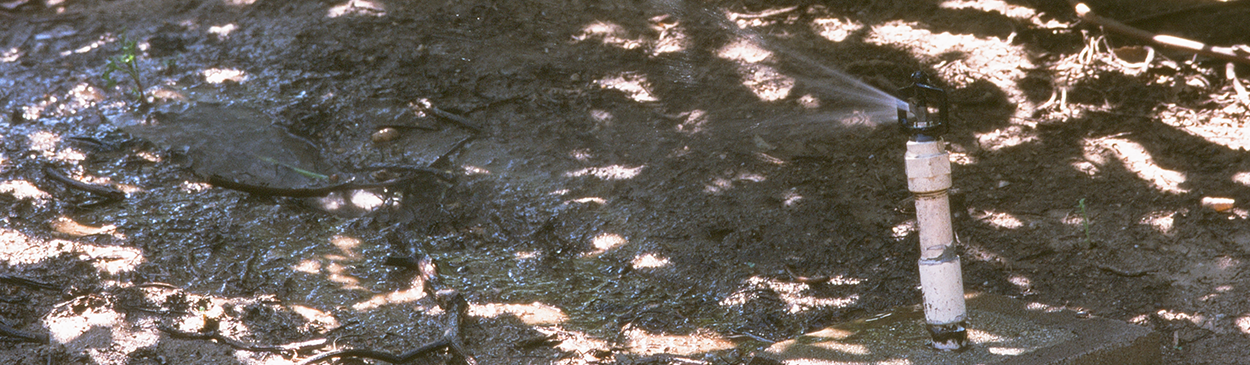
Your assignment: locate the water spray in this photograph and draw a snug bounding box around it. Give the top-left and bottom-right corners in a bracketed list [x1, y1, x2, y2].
[897, 72, 968, 351]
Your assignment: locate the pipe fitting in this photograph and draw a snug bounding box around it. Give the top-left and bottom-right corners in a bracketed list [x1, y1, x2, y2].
[905, 141, 952, 194]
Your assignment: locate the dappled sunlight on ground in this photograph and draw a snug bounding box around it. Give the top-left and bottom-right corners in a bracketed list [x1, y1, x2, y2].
[208, 24, 237, 38]
[722, 276, 860, 314]
[703, 170, 766, 195]
[631, 252, 670, 269]
[29, 130, 85, 162]
[865, 21, 1031, 91]
[1083, 136, 1188, 193]
[289, 304, 340, 329]
[594, 73, 658, 102]
[1007, 274, 1033, 294]
[564, 196, 607, 205]
[890, 219, 916, 241]
[78, 245, 142, 274]
[565, 164, 645, 180]
[584, 232, 627, 256]
[976, 125, 1039, 151]
[962, 243, 1010, 267]
[1158, 108, 1250, 151]
[462, 165, 491, 175]
[0, 228, 140, 273]
[61, 36, 109, 57]
[351, 284, 426, 311]
[811, 17, 862, 43]
[622, 325, 735, 356]
[574, 17, 688, 56]
[45, 307, 161, 362]
[575, 21, 646, 50]
[975, 210, 1024, 230]
[675, 109, 708, 134]
[469, 302, 568, 325]
[202, 68, 248, 84]
[1, 46, 21, 62]
[552, 328, 613, 365]
[938, 0, 1037, 19]
[716, 37, 795, 101]
[1140, 210, 1176, 235]
[0, 179, 51, 203]
[222, 0, 258, 7]
[327, 0, 385, 18]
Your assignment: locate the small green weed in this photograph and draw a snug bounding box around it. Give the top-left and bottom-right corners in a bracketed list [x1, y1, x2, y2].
[102, 34, 147, 107]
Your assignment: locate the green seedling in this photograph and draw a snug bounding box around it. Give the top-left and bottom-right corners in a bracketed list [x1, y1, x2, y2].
[102, 34, 147, 106]
[1078, 198, 1092, 247]
[254, 154, 330, 180]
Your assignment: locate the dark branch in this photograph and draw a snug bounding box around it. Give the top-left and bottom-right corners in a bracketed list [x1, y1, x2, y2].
[0, 274, 60, 291]
[43, 166, 125, 201]
[208, 175, 426, 198]
[0, 323, 48, 343]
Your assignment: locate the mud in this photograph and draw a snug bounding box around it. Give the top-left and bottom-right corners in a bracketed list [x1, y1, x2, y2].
[2, 0, 1250, 364]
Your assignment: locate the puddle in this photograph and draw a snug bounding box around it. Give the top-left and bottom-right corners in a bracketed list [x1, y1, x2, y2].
[122, 103, 335, 188]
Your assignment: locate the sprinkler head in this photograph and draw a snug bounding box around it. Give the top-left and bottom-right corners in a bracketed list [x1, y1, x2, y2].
[897, 72, 949, 141]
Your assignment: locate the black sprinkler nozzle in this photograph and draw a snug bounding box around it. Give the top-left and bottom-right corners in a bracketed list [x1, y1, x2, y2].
[897, 72, 950, 141]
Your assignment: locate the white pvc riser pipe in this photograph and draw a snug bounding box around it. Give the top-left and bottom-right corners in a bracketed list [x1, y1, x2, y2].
[905, 139, 969, 351]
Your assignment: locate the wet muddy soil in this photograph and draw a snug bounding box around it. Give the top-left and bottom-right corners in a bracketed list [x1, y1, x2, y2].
[3, 0, 1250, 364]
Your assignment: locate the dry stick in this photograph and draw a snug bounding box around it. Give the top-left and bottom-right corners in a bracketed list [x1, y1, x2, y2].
[431, 135, 477, 169]
[1071, 2, 1250, 66]
[726, 5, 799, 20]
[157, 325, 328, 353]
[43, 166, 126, 200]
[0, 322, 48, 343]
[366, 165, 457, 182]
[0, 274, 59, 291]
[208, 175, 428, 198]
[782, 265, 831, 284]
[424, 105, 483, 134]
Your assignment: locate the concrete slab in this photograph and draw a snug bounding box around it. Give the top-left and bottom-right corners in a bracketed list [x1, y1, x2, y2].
[754, 293, 1160, 365]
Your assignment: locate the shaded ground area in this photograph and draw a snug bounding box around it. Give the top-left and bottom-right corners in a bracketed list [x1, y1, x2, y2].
[3, 0, 1250, 364]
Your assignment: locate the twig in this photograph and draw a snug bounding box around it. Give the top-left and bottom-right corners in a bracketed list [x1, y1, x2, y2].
[1071, 2, 1250, 66]
[43, 166, 125, 201]
[0, 274, 60, 291]
[208, 175, 423, 198]
[158, 325, 327, 353]
[782, 265, 831, 284]
[421, 102, 483, 134]
[136, 282, 181, 290]
[376, 124, 440, 132]
[0, 322, 48, 343]
[432, 135, 476, 169]
[366, 165, 456, 182]
[726, 331, 775, 344]
[726, 5, 799, 20]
